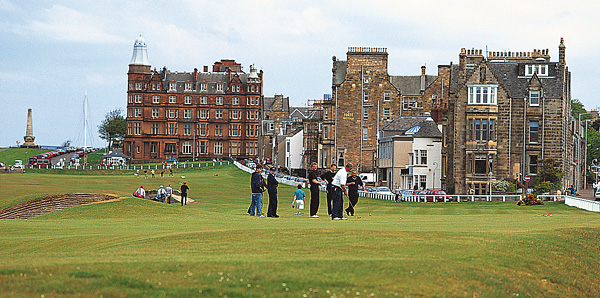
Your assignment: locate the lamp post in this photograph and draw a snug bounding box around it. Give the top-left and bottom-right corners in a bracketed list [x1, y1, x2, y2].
[584, 119, 592, 189]
[432, 161, 438, 190]
[489, 171, 493, 196]
[578, 112, 590, 190]
[192, 129, 196, 162]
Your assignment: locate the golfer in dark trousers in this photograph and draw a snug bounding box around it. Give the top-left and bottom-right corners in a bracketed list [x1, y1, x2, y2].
[320, 163, 336, 216]
[346, 170, 364, 216]
[180, 182, 189, 205]
[308, 162, 320, 218]
[331, 163, 352, 220]
[266, 167, 279, 218]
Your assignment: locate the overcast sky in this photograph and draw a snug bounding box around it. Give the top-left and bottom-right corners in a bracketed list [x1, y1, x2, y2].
[1, 0, 598, 148]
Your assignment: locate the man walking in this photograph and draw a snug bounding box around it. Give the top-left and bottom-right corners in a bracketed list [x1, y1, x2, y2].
[346, 170, 364, 216]
[249, 164, 266, 217]
[308, 162, 320, 218]
[320, 163, 337, 216]
[331, 163, 352, 220]
[180, 182, 189, 205]
[266, 167, 279, 218]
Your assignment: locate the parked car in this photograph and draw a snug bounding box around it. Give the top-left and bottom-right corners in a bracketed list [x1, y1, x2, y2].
[365, 187, 377, 192]
[425, 190, 448, 202]
[375, 187, 394, 195]
[595, 189, 600, 200]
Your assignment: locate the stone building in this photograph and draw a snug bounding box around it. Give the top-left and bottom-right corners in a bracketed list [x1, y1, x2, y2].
[443, 38, 582, 194]
[260, 94, 290, 163]
[123, 36, 262, 162]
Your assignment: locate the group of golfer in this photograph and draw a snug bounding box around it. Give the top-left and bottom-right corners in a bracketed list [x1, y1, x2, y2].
[249, 162, 364, 220]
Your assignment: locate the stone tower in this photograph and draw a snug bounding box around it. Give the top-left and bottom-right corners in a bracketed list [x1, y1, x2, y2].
[21, 108, 38, 148]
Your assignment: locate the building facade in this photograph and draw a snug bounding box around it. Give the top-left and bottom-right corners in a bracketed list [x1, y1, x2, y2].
[443, 38, 582, 194]
[124, 36, 262, 162]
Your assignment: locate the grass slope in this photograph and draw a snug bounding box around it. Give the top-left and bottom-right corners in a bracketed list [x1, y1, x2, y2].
[1, 165, 600, 297]
[0, 148, 48, 165]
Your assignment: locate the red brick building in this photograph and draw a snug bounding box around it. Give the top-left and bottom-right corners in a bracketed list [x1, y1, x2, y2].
[124, 36, 263, 162]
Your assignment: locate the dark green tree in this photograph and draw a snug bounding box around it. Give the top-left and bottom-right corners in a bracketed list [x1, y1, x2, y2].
[98, 108, 126, 150]
[571, 99, 592, 120]
[534, 158, 563, 194]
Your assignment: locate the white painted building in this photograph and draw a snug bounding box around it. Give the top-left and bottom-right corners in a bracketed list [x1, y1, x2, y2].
[285, 129, 304, 171]
[378, 116, 442, 190]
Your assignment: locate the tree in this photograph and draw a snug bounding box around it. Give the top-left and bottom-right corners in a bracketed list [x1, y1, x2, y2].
[61, 139, 72, 148]
[587, 126, 600, 183]
[571, 99, 592, 120]
[98, 108, 126, 150]
[534, 158, 563, 194]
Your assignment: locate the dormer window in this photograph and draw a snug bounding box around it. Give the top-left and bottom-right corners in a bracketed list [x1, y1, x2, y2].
[184, 83, 192, 91]
[468, 85, 497, 105]
[200, 83, 207, 91]
[525, 64, 548, 76]
[217, 83, 223, 91]
[529, 90, 540, 106]
[169, 82, 176, 91]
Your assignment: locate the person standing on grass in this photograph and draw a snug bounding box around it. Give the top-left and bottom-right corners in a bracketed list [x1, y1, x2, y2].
[308, 162, 320, 218]
[320, 163, 336, 216]
[345, 170, 364, 217]
[292, 184, 306, 215]
[161, 169, 165, 177]
[248, 164, 266, 217]
[151, 169, 155, 178]
[169, 168, 174, 177]
[157, 185, 167, 203]
[180, 182, 189, 205]
[331, 163, 352, 220]
[266, 167, 279, 218]
[144, 169, 148, 179]
[165, 184, 173, 204]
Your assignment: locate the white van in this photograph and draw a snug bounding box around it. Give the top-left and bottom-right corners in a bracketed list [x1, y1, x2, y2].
[359, 173, 376, 184]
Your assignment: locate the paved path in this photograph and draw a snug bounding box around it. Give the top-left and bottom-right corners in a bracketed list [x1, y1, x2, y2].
[578, 188, 596, 201]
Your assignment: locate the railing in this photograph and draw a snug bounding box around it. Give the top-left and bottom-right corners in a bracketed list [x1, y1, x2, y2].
[26, 161, 230, 171]
[565, 196, 600, 212]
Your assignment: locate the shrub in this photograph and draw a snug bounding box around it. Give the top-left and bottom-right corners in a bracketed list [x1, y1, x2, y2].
[534, 181, 556, 195]
[493, 180, 515, 193]
[517, 194, 544, 206]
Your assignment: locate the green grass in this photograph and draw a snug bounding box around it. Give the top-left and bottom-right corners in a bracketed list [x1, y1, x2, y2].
[1, 165, 600, 297]
[0, 148, 48, 165]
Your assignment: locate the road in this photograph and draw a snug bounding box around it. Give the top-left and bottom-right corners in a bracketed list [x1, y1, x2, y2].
[578, 188, 597, 201]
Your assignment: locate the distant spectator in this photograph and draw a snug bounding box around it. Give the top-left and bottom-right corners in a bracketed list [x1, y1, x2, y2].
[161, 170, 165, 177]
[165, 184, 173, 203]
[292, 184, 305, 215]
[248, 164, 266, 217]
[156, 185, 167, 203]
[151, 169, 155, 178]
[180, 182, 189, 206]
[169, 168, 173, 177]
[144, 169, 148, 179]
[134, 186, 145, 198]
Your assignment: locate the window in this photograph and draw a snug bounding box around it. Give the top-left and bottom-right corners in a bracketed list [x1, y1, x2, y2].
[403, 97, 417, 110]
[200, 96, 207, 104]
[184, 83, 192, 91]
[468, 85, 497, 105]
[324, 126, 328, 139]
[200, 110, 208, 119]
[231, 110, 239, 119]
[231, 142, 239, 155]
[214, 142, 223, 155]
[468, 117, 496, 142]
[529, 121, 539, 143]
[183, 124, 191, 136]
[232, 97, 239, 105]
[217, 83, 223, 91]
[169, 96, 176, 104]
[150, 142, 157, 153]
[525, 64, 548, 76]
[168, 123, 176, 135]
[185, 96, 191, 104]
[420, 150, 427, 165]
[184, 109, 192, 119]
[384, 91, 390, 101]
[324, 109, 328, 120]
[152, 95, 159, 104]
[200, 83, 207, 91]
[169, 82, 176, 91]
[151, 123, 159, 135]
[384, 108, 390, 119]
[363, 91, 369, 102]
[182, 141, 191, 154]
[168, 109, 178, 119]
[200, 124, 207, 136]
[530, 90, 540, 106]
[337, 149, 345, 167]
[216, 96, 223, 105]
[215, 124, 223, 136]
[250, 97, 255, 105]
[231, 124, 238, 136]
[134, 95, 142, 103]
[135, 83, 142, 90]
[165, 143, 176, 154]
[362, 127, 368, 141]
[128, 83, 133, 91]
[133, 122, 141, 135]
[151, 108, 159, 118]
[127, 122, 131, 135]
[419, 175, 427, 189]
[199, 141, 206, 154]
[474, 154, 487, 174]
[475, 119, 481, 140]
[134, 108, 142, 117]
[128, 95, 133, 104]
[136, 146, 140, 154]
[215, 110, 223, 119]
[363, 108, 368, 121]
[489, 119, 495, 141]
[268, 122, 275, 131]
[529, 155, 538, 174]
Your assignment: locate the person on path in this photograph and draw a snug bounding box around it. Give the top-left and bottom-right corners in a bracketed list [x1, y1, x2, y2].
[151, 169, 155, 178]
[144, 169, 148, 179]
[180, 182, 189, 205]
[134, 185, 145, 198]
[156, 185, 167, 203]
[248, 164, 266, 217]
[308, 162, 320, 218]
[345, 170, 364, 216]
[135, 169, 139, 178]
[292, 184, 305, 215]
[266, 167, 279, 218]
[165, 184, 173, 204]
[320, 163, 336, 216]
[331, 163, 352, 220]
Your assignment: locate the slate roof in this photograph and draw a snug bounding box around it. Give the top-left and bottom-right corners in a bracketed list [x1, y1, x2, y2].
[102, 151, 131, 159]
[263, 95, 290, 112]
[488, 62, 563, 99]
[389, 75, 437, 95]
[333, 60, 348, 86]
[381, 116, 442, 138]
[163, 71, 254, 93]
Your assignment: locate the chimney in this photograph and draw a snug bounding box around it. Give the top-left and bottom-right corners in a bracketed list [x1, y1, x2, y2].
[559, 37, 566, 72]
[420, 65, 426, 92]
[203, 65, 208, 72]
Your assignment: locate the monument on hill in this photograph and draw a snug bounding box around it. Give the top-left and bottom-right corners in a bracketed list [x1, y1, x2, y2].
[21, 108, 38, 148]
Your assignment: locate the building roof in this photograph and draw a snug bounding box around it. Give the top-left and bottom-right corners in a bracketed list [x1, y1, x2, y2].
[381, 116, 442, 138]
[488, 62, 563, 99]
[102, 151, 131, 159]
[162, 69, 259, 94]
[389, 75, 437, 95]
[263, 95, 290, 112]
[333, 60, 348, 86]
[130, 35, 150, 66]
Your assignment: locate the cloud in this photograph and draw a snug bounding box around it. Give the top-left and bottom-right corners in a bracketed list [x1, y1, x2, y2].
[0, 70, 31, 82]
[28, 5, 128, 44]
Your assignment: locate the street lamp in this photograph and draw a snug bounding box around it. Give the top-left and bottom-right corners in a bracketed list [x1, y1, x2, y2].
[432, 161, 438, 190]
[584, 119, 593, 189]
[578, 112, 590, 190]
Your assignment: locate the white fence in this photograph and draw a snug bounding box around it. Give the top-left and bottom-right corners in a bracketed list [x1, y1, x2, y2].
[565, 196, 600, 212]
[27, 161, 229, 171]
[358, 192, 527, 202]
[233, 161, 307, 188]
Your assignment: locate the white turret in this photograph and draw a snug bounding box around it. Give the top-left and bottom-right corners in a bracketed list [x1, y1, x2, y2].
[130, 35, 150, 66]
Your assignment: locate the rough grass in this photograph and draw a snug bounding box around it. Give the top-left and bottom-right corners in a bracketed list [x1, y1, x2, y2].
[1, 165, 600, 297]
[0, 148, 48, 165]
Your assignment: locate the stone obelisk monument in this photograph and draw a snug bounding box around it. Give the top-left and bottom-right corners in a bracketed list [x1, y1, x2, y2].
[21, 108, 38, 148]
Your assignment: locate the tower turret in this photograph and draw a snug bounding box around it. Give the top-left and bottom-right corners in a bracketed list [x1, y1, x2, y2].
[129, 35, 151, 74]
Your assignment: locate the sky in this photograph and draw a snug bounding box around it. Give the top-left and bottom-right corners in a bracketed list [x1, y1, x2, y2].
[1, 0, 599, 148]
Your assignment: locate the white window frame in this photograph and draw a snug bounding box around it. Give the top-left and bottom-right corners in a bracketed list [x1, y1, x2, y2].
[468, 85, 498, 105]
[216, 96, 223, 105]
[184, 96, 191, 105]
[169, 82, 176, 91]
[200, 96, 207, 105]
[525, 64, 549, 76]
[152, 95, 159, 104]
[151, 108, 159, 118]
[215, 110, 223, 119]
[169, 95, 176, 104]
[182, 141, 191, 154]
[134, 95, 142, 103]
[529, 90, 540, 107]
[232, 97, 239, 105]
[184, 83, 192, 91]
[231, 110, 239, 119]
[184, 109, 192, 119]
